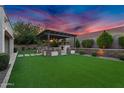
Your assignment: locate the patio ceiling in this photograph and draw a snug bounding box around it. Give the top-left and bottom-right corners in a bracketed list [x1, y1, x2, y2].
[37, 29, 77, 40]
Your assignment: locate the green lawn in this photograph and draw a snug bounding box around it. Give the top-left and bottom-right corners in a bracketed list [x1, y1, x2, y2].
[8, 55, 124, 88]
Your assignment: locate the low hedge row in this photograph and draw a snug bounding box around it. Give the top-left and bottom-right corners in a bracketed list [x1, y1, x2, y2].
[117, 53, 124, 61]
[0, 53, 10, 71]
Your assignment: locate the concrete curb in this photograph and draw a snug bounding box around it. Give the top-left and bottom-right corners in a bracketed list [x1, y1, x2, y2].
[0, 52, 18, 88]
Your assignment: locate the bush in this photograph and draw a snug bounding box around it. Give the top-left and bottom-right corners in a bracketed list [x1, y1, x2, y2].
[97, 31, 113, 48]
[75, 39, 80, 48]
[118, 53, 124, 61]
[82, 39, 94, 48]
[0, 53, 10, 71]
[92, 52, 97, 57]
[118, 36, 124, 49]
[14, 47, 18, 53]
[120, 57, 124, 61]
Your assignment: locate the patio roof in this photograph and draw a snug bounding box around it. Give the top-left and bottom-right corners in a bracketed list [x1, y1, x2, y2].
[37, 29, 77, 39]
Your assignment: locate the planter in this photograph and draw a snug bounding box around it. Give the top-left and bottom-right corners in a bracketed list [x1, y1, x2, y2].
[51, 51, 59, 56]
[70, 50, 75, 54]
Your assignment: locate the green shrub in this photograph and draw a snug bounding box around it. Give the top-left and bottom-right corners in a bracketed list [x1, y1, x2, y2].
[118, 53, 124, 61]
[82, 39, 94, 48]
[120, 57, 124, 61]
[119, 36, 124, 49]
[0, 53, 10, 71]
[92, 52, 97, 57]
[97, 31, 113, 48]
[14, 47, 18, 53]
[75, 39, 80, 48]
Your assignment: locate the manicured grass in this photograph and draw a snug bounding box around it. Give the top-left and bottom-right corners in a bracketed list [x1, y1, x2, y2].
[8, 55, 124, 88]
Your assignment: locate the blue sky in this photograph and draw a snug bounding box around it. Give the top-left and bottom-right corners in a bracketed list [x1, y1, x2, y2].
[4, 5, 124, 35]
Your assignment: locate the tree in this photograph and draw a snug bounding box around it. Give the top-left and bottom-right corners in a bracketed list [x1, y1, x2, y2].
[75, 39, 80, 48]
[118, 36, 124, 48]
[82, 39, 94, 48]
[14, 22, 40, 45]
[97, 31, 113, 48]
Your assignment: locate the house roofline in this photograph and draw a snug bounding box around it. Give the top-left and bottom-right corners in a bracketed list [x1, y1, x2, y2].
[3, 6, 14, 39]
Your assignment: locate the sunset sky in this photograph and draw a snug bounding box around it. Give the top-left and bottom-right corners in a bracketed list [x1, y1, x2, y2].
[4, 5, 124, 35]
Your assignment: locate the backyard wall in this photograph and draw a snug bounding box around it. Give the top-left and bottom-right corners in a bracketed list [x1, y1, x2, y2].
[75, 26, 124, 49]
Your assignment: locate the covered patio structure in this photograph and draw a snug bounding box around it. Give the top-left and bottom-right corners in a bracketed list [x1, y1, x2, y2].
[37, 29, 77, 56]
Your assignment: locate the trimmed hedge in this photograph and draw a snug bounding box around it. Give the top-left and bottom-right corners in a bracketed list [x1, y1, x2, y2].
[14, 47, 18, 53]
[82, 39, 94, 48]
[119, 56, 124, 61]
[0, 53, 10, 71]
[97, 31, 113, 48]
[75, 39, 80, 48]
[118, 36, 124, 49]
[117, 53, 124, 61]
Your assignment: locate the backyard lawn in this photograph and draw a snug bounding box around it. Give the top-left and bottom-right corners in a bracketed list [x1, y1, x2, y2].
[8, 55, 124, 88]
